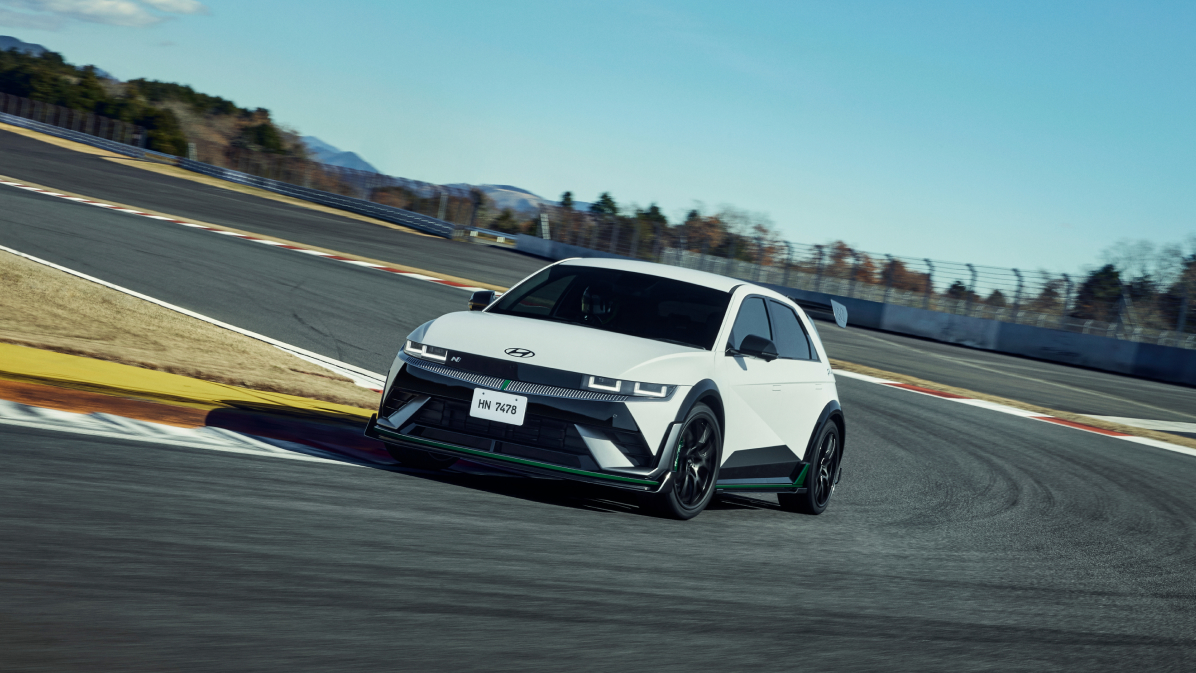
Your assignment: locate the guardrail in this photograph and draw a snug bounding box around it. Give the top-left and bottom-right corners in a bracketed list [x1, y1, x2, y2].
[0, 109, 146, 159]
[0, 109, 461, 238]
[176, 159, 457, 238]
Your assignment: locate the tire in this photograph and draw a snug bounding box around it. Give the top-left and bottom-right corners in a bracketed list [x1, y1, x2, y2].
[640, 403, 721, 520]
[779, 420, 841, 515]
[384, 443, 458, 471]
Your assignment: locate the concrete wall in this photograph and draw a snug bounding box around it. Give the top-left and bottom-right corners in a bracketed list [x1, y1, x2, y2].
[514, 235, 632, 261]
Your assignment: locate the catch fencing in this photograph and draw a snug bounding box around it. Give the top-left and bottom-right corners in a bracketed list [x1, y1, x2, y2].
[532, 213, 1192, 350]
[0, 92, 146, 149]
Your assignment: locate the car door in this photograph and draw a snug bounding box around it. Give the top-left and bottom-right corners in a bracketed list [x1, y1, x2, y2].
[716, 295, 792, 458]
[765, 299, 829, 458]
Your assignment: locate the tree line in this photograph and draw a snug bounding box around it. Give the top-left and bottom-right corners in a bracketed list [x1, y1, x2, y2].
[0, 47, 297, 158]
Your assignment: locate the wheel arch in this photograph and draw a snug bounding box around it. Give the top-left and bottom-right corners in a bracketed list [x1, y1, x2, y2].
[801, 400, 844, 462]
[673, 379, 724, 438]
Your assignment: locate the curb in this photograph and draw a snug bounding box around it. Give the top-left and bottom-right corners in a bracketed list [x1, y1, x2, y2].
[0, 343, 373, 423]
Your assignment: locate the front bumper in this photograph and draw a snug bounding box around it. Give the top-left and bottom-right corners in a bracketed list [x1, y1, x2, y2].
[367, 356, 681, 492]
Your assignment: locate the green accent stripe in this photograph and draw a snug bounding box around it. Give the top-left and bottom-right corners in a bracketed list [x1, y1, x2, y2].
[500, 379, 511, 390]
[717, 464, 809, 490]
[375, 426, 658, 486]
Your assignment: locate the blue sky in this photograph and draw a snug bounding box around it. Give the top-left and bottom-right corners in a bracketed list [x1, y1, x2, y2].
[2, 0, 1193, 274]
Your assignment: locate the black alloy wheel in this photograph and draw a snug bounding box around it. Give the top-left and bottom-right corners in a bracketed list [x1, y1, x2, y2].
[384, 443, 458, 471]
[640, 403, 721, 520]
[779, 420, 841, 515]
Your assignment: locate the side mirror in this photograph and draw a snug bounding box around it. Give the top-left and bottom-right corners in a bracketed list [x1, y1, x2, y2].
[468, 290, 495, 311]
[734, 334, 778, 362]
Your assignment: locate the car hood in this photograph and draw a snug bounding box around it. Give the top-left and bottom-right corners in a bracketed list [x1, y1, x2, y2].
[419, 311, 706, 380]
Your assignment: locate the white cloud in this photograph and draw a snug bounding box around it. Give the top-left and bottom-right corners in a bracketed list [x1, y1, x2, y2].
[140, 0, 205, 14]
[0, 6, 63, 28]
[0, 0, 208, 28]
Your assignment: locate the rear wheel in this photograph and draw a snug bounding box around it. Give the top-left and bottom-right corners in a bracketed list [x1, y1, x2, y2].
[778, 420, 841, 515]
[640, 403, 721, 520]
[385, 443, 458, 471]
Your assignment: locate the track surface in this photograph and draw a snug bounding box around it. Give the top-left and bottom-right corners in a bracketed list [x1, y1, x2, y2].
[3, 132, 1196, 669]
[817, 327, 1196, 423]
[0, 130, 547, 288]
[3, 382, 1195, 672]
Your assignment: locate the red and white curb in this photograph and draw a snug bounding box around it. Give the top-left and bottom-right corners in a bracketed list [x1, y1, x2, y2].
[0, 180, 491, 293]
[833, 369, 1196, 458]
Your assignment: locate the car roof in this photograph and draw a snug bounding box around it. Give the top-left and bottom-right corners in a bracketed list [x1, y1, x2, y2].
[557, 257, 744, 293]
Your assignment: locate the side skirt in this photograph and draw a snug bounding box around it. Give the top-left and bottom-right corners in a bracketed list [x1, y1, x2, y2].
[716, 464, 809, 494]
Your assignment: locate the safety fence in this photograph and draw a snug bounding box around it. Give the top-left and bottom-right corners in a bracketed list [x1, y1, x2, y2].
[0, 92, 146, 148]
[656, 246, 1193, 349]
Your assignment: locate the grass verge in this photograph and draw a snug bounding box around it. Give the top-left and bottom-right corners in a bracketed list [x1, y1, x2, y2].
[830, 358, 1196, 451]
[0, 249, 379, 409]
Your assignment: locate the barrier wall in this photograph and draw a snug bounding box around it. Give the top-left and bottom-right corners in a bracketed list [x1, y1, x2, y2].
[514, 235, 633, 261]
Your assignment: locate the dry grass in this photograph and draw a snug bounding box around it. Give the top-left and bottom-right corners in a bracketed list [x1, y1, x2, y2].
[0, 250, 380, 409]
[830, 358, 1196, 451]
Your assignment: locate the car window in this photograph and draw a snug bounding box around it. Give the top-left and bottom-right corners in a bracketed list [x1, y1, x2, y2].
[767, 300, 814, 360]
[511, 276, 571, 316]
[489, 265, 731, 350]
[728, 297, 771, 351]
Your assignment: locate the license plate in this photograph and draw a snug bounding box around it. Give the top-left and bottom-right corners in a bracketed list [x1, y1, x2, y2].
[469, 388, 527, 426]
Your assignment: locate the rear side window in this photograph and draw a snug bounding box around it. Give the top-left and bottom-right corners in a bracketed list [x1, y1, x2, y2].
[767, 300, 815, 361]
[728, 297, 771, 350]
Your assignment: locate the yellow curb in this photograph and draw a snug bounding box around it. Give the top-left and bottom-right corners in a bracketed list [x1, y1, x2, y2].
[0, 342, 372, 421]
[0, 172, 509, 292]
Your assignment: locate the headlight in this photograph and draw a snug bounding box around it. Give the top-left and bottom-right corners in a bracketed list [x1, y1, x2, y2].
[582, 375, 673, 398]
[404, 340, 448, 363]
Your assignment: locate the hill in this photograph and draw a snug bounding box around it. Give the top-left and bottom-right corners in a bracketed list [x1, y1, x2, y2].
[300, 136, 378, 173]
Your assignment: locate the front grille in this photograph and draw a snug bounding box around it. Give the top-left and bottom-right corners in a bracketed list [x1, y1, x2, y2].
[412, 398, 591, 455]
[405, 356, 630, 402]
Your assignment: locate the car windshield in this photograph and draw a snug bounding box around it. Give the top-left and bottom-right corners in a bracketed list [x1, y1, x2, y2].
[489, 265, 731, 350]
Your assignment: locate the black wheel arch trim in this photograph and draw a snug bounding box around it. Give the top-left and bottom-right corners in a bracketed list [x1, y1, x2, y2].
[802, 399, 844, 462]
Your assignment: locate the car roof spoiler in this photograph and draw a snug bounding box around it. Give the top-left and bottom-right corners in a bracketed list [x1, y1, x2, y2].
[789, 297, 848, 328]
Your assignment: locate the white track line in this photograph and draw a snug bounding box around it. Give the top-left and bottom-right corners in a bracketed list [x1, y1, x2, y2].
[0, 400, 353, 466]
[0, 179, 490, 293]
[0, 244, 386, 390]
[833, 369, 1196, 458]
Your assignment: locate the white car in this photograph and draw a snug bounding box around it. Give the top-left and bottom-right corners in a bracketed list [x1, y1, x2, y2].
[366, 257, 847, 519]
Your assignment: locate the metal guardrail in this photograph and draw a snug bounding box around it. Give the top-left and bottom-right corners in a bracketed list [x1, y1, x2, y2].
[0, 108, 460, 238]
[176, 159, 457, 238]
[0, 110, 146, 159]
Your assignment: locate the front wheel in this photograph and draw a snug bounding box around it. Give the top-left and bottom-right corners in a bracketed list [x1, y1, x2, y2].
[640, 403, 721, 520]
[778, 420, 841, 515]
[384, 443, 458, 471]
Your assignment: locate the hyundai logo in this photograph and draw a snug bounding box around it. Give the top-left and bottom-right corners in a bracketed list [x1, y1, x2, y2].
[505, 348, 535, 358]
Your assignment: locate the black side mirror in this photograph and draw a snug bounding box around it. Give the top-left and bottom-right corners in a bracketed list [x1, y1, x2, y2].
[468, 290, 496, 311]
[734, 334, 778, 362]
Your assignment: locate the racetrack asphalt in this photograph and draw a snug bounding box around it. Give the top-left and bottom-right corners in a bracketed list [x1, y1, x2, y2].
[0, 129, 548, 289]
[2, 377, 1194, 672]
[3, 136, 1196, 670]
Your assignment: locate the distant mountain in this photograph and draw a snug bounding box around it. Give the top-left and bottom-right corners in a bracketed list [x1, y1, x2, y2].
[444, 184, 589, 214]
[0, 36, 46, 56]
[301, 135, 379, 173]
